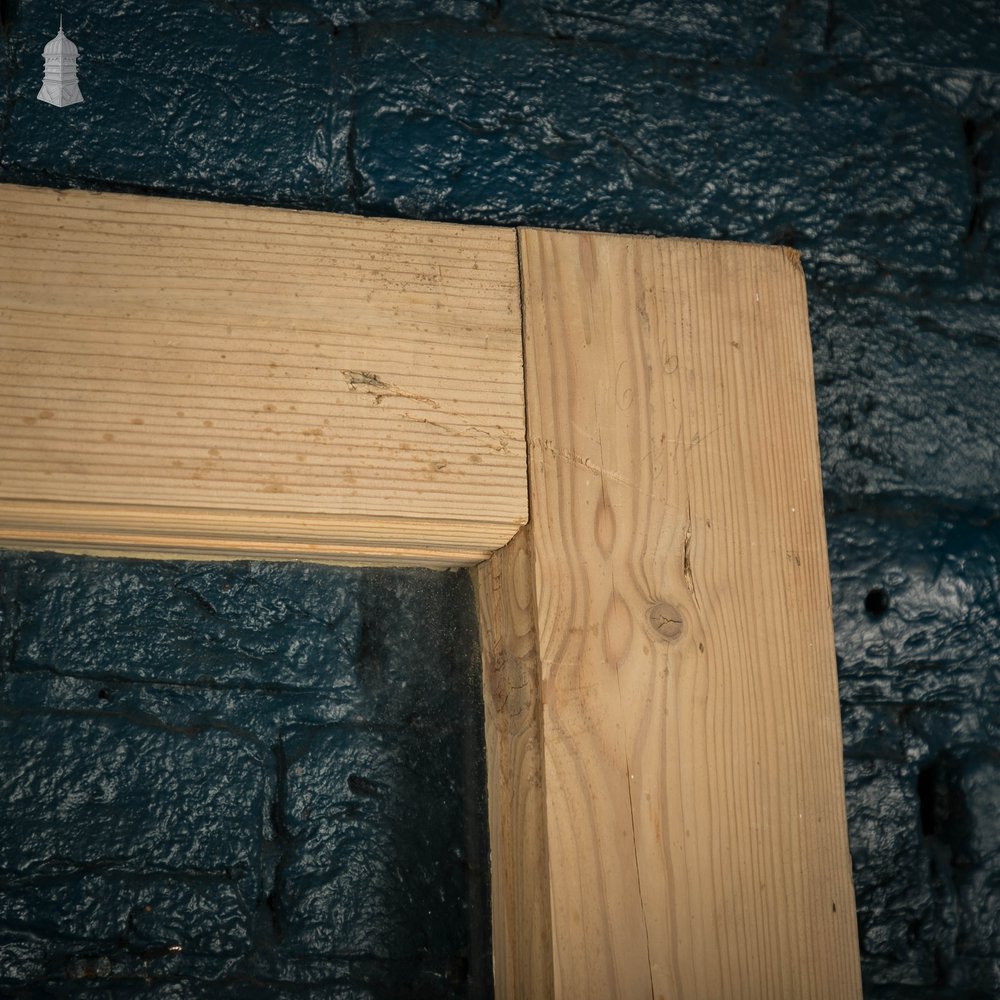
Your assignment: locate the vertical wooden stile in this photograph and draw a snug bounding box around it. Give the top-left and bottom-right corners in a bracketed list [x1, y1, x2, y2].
[475, 529, 556, 1000]
[477, 229, 862, 998]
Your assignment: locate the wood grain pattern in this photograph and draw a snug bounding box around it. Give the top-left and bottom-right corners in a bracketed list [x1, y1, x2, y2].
[475, 529, 556, 1000]
[0, 184, 527, 566]
[3, 182, 861, 993]
[487, 227, 861, 998]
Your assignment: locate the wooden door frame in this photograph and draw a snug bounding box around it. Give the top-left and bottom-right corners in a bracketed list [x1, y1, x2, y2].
[0, 184, 861, 998]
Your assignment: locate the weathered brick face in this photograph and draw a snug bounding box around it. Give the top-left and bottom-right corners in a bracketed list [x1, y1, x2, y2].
[1, 1, 998, 995]
[0, 557, 490, 997]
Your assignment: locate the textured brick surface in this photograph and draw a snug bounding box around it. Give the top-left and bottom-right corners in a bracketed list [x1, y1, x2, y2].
[2, 1, 999, 996]
[828, 504, 1000, 703]
[813, 295, 1000, 501]
[352, 28, 972, 291]
[281, 725, 479, 970]
[1, 2, 350, 208]
[0, 554, 489, 997]
[831, 503, 999, 995]
[0, 714, 264, 873]
[800, 0, 1000, 75]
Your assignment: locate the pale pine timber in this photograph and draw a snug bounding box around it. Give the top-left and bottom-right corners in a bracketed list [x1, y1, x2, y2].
[475, 528, 556, 1000]
[477, 228, 861, 998]
[0, 184, 527, 566]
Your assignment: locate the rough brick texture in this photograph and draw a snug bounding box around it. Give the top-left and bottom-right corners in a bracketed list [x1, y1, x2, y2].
[831, 502, 1000, 994]
[1, 0, 999, 996]
[0, 556, 490, 997]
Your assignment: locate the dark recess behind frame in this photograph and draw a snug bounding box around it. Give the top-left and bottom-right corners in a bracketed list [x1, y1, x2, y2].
[1, 0, 999, 996]
[0, 554, 492, 998]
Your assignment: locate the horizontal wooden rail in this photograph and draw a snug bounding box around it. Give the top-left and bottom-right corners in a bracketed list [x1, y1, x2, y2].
[0, 184, 527, 566]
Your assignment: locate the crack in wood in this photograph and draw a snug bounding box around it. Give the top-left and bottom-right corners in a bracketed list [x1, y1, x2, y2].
[341, 369, 442, 410]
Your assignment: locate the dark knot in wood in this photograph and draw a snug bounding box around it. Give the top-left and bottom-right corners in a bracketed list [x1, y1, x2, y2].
[646, 601, 684, 641]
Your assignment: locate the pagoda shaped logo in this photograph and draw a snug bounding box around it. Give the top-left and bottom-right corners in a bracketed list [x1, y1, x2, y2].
[37, 18, 84, 107]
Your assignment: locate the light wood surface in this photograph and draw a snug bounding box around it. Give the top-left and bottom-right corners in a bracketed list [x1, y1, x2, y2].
[0, 184, 527, 566]
[2, 182, 862, 993]
[478, 227, 861, 998]
[475, 528, 556, 1000]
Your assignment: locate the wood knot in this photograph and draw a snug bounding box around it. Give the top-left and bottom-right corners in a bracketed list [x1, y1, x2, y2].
[646, 601, 684, 641]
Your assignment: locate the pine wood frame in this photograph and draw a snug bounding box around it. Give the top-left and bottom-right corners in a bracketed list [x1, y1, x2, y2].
[1, 184, 861, 998]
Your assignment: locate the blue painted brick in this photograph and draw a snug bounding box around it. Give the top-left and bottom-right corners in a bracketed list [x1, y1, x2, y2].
[844, 756, 943, 987]
[5, 555, 363, 693]
[0, 874, 251, 952]
[0, 714, 264, 874]
[0, 712, 264, 988]
[812, 293, 1000, 502]
[282, 725, 473, 963]
[498, 0, 790, 63]
[956, 754, 1000, 965]
[827, 505, 1000, 703]
[0, 553, 487, 995]
[353, 26, 970, 295]
[816, 0, 1000, 76]
[1, 1, 350, 208]
[0, 933, 47, 990]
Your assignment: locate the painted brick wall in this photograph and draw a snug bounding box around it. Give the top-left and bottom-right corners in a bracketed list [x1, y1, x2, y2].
[2, 1, 998, 996]
[0, 555, 491, 997]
